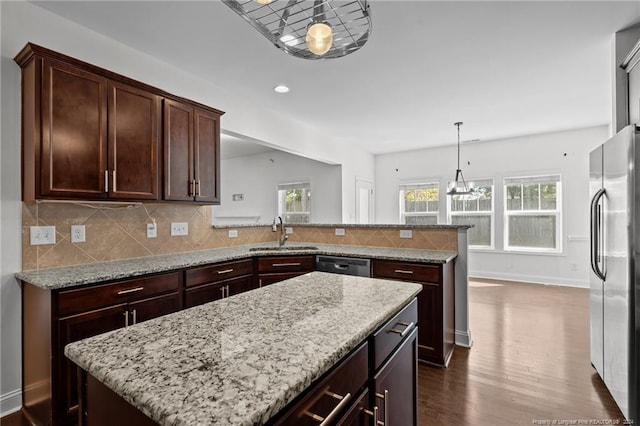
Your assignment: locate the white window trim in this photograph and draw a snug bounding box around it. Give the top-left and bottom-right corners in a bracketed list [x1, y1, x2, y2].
[278, 180, 312, 223]
[503, 175, 562, 254]
[447, 179, 495, 250]
[399, 181, 439, 225]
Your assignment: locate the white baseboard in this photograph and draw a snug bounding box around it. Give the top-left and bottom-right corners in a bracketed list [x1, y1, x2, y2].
[469, 271, 589, 288]
[0, 388, 22, 418]
[454, 330, 473, 348]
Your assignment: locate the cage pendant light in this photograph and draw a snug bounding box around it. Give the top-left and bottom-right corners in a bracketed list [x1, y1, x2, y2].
[447, 122, 475, 197]
[222, 0, 372, 59]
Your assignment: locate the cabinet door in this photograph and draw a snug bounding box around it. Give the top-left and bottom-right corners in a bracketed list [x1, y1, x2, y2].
[41, 58, 108, 199]
[58, 304, 127, 424]
[336, 389, 371, 426]
[108, 81, 160, 200]
[226, 275, 254, 297]
[417, 282, 443, 364]
[185, 282, 226, 308]
[193, 108, 220, 203]
[163, 99, 194, 201]
[128, 292, 180, 324]
[373, 329, 417, 426]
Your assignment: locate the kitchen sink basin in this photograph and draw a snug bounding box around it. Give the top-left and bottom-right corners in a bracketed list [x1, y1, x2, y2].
[249, 246, 319, 252]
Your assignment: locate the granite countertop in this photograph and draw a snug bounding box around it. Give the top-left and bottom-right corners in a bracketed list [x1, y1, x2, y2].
[213, 223, 472, 229]
[65, 272, 422, 426]
[16, 243, 457, 290]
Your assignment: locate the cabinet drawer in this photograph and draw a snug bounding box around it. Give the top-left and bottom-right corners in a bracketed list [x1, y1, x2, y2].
[372, 299, 418, 370]
[275, 342, 369, 426]
[258, 255, 315, 274]
[372, 260, 441, 284]
[58, 272, 180, 316]
[186, 259, 253, 288]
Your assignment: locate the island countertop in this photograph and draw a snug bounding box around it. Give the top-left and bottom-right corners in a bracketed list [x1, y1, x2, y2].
[64, 272, 422, 426]
[16, 243, 456, 290]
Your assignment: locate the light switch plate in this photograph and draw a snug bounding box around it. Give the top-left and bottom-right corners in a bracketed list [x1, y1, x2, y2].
[228, 229, 238, 238]
[147, 223, 157, 239]
[399, 229, 413, 239]
[170, 222, 188, 236]
[30, 226, 56, 245]
[71, 225, 86, 243]
[335, 228, 345, 236]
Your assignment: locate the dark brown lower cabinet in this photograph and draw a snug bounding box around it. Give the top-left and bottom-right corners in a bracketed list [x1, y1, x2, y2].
[373, 328, 418, 426]
[372, 259, 455, 367]
[185, 275, 253, 308]
[257, 255, 315, 287]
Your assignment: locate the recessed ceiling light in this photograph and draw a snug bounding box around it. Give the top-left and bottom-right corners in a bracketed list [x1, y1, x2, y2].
[274, 85, 290, 94]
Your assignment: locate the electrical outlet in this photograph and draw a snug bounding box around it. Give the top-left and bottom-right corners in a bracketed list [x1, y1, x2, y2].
[71, 225, 86, 243]
[147, 223, 157, 239]
[399, 229, 413, 239]
[285, 227, 293, 235]
[335, 228, 345, 236]
[228, 229, 238, 238]
[30, 226, 56, 245]
[170, 222, 188, 236]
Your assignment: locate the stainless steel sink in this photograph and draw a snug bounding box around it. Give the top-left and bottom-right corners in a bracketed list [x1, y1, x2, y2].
[249, 246, 319, 252]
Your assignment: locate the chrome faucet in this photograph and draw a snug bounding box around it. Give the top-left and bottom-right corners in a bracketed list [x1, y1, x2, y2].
[273, 216, 288, 247]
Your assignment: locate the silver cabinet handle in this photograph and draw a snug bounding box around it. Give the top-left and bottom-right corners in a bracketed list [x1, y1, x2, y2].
[364, 407, 381, 426]
[220, 287, 225, 298]
[226, 285, 230, 298]
[132, 309, 137, 325]
[117, 287, 144, 295]
[104, 170, 109, 192]
[196, 179, 201, 197]
[217, 269, 234, 275]
[259, 279, 262, 288]
[189, 179, 195, 197]
[375, 391, 389, 425]
[389, 321, 415, 337]
[124, 310, 129, 327]
[394, 269, 414, 275]
[304, 391, 351, 426]
[112, 170, 117, 192]
[272, 262, 301, 267]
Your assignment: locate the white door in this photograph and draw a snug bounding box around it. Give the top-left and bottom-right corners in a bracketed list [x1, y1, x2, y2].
[355, 178, 373, 224]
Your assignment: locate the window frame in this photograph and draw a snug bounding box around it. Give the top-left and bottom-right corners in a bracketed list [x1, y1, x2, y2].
[398, 181, 440, 225]
[503, 174, 562, 253]
[277, 180, 312, 224]
[447, 178, 495, 250]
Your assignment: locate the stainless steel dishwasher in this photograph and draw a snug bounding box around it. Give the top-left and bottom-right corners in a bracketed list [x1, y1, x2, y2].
[315, 255, 371, 277]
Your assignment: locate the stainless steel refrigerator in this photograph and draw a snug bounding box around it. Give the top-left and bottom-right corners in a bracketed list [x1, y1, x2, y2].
[589, 124, 639, 422]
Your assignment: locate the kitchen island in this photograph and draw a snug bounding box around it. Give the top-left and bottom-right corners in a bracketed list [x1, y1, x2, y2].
[64, 272, 422, 425]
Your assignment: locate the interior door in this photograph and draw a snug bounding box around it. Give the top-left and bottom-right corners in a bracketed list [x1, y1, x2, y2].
[355, 177, 373, 224]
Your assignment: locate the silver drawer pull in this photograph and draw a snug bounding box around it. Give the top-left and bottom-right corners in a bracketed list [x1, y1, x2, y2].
[375, 390, 389, 425]
[217, 269, 234, 275]
[117, 287, 144, 295]
[304, 391, 352, 426]
[389, 321, 415, 337]
[394, 269, 414, 274]
[272, 262, 301, 267]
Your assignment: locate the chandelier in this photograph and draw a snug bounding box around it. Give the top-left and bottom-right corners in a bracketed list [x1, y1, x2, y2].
[222, 0, 372, 59]
[446, 122, 477, 198]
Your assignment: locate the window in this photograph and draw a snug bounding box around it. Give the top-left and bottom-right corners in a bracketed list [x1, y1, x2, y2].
[278, 181, 311, 223]
[399, 182, 439, 225]
[448, 179, 494, 248]
[504, 175, 561, 252]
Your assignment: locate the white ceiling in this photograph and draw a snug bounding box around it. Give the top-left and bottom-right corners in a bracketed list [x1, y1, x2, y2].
[33, 1, 640, 154]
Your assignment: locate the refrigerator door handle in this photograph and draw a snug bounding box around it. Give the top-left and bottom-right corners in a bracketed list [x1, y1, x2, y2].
[590, 188, 606, 280]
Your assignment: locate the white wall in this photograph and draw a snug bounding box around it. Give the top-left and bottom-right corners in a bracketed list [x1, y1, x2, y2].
[375, 125, 609, 287]
[216, 151, 342, 224]
[0, 1, 373, 414]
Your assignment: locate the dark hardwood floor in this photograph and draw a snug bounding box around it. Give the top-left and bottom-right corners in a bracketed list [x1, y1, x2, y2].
[418, 278, 624, 425]
[1, 278, 624, 426]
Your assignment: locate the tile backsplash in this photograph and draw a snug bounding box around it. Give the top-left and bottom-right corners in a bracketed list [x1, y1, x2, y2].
[22, 202, 458, 270]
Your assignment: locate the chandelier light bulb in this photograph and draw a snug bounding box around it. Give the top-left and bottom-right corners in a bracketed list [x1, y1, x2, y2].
[306, 22, 333, 56]
[256, 0, 273, 5]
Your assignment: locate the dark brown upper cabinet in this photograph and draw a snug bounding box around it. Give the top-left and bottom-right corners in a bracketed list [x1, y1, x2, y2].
[14, 43, 223, 203]
[164, 99, 221, 203]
